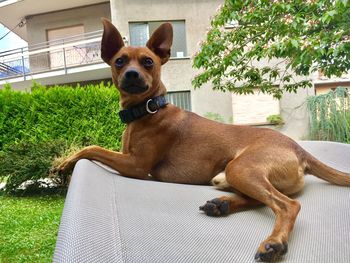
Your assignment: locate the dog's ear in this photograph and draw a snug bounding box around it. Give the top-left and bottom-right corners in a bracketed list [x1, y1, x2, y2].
[101, 18, 125, 65]
[146, 23, 173, 65]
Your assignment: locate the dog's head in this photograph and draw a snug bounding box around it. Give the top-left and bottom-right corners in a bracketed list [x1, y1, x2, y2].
[101, 18, 173, 106]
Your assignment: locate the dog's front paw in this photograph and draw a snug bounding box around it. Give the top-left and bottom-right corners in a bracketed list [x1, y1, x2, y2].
[199, 198, 230, 216]
[254, 242, 288, 262]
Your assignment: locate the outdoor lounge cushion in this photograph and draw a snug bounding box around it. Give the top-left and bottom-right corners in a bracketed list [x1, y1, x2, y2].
[53, 141, 350, 262]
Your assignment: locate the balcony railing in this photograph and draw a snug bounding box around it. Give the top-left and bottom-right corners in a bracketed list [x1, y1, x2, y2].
[0, 30, 103, 81]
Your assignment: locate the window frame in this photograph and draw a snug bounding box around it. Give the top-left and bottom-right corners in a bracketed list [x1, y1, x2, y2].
[165, 90, 191, 111]
[128, 20, 189, 59]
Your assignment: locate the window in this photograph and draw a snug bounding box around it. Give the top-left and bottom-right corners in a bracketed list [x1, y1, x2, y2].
[47, 25, 85, 43]
[129, 21, 187, 58]
[232, 91, 280, 124]
[166, 91, 191, 111]
[47, 25, 85, 68]
[315, 84, 350, 95]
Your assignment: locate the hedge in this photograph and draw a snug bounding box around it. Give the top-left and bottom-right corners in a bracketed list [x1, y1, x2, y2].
[0, 82, 125, 194]
[307, 87, 350, 143]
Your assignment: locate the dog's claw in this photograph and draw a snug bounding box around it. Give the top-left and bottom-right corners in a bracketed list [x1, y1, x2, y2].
[199, 198, 230, 216]
[254, 242, 288, 262]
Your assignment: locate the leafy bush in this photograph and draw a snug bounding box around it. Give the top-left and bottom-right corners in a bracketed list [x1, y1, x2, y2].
[193, 0, 350, 98]
[0, 140, 66, 194]
[266, 114, 284, 126]
[0, 82, 125, 194]
[307, 87, 350, 143]
[0, 82, 124, 151]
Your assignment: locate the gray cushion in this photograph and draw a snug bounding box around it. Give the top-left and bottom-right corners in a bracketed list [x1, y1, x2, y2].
[53, 141, 350, 262]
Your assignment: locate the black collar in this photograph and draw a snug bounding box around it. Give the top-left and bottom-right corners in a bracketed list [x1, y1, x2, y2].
[119, 95, 168, 124]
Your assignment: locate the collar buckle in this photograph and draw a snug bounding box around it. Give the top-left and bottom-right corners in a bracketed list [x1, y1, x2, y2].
[146, 99, 158, 114]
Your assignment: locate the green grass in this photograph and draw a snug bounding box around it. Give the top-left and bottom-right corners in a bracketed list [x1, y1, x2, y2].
[0, 195, 65, 263]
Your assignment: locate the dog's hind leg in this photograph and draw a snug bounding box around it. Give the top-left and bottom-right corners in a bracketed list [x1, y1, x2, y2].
[201, 156, 301, 262]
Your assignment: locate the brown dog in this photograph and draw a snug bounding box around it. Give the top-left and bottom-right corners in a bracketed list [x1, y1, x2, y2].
[57, 19, 350, 261]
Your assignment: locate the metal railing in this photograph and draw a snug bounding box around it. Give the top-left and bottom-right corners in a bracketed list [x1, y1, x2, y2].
[0, 30, 103, 80]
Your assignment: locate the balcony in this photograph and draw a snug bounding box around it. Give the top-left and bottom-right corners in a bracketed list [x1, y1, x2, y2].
[0, 30, 108, 86]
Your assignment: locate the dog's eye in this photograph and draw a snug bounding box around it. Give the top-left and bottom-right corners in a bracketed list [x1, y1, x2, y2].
[115, 58, 125, 68]
[143, 57, 154, 68]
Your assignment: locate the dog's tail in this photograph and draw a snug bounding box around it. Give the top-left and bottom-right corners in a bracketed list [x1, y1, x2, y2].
[305, 152, 350, 186]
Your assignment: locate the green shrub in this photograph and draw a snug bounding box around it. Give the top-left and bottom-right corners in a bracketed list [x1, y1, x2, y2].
[0, 82, 125, 194]
[307, 87, 350, 143]
[0, 82, 124, 151]
[0, 140, 67, 194]
[266, 114, 284, 126]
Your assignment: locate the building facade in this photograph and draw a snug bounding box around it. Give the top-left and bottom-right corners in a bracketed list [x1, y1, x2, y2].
[1, 0, 349, 139]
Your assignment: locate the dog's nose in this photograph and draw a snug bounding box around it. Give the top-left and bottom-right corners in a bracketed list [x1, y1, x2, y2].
[125, 70, 140, 80]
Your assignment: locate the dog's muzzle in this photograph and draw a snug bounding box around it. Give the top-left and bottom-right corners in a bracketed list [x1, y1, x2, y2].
[121, 69, 148, 94]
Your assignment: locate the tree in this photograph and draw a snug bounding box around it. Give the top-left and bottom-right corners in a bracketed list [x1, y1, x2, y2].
[192, 0, 350, 98]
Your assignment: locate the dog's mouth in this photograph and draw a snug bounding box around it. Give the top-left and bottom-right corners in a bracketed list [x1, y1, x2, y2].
[120, 82, 149, 94]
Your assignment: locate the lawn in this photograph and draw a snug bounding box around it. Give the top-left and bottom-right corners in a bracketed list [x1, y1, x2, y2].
[0, 195, 65, 263]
